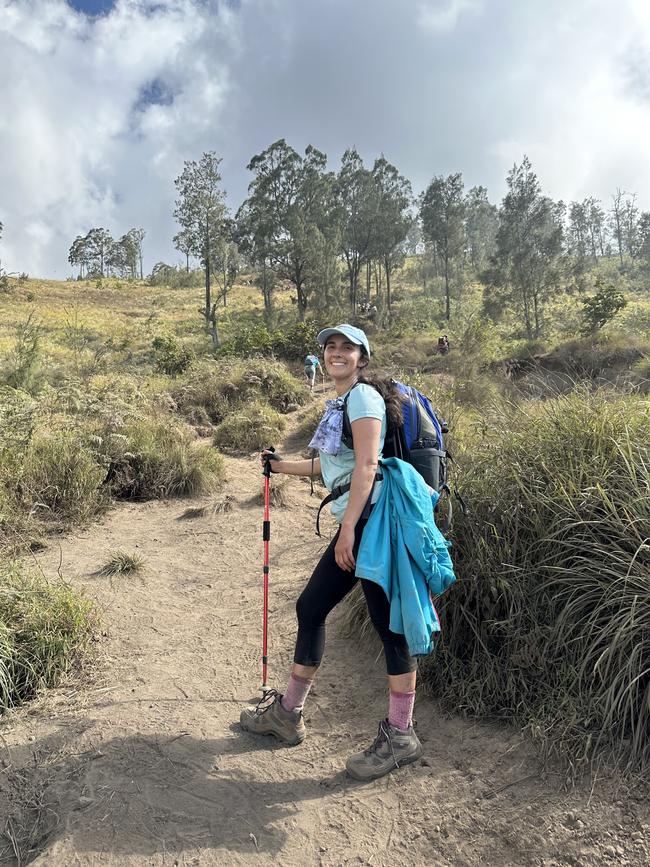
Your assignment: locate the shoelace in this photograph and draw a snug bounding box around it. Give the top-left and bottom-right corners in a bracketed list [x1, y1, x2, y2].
[364, 719, 400, 769]
[253, 688, 280, 716]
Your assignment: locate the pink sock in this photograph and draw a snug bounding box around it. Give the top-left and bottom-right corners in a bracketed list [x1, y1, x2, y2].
[281, 673, 313, 712]
[388, 690, 415, 731]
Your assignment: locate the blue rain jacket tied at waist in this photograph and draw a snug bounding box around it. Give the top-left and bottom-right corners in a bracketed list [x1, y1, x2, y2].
[355, 457, 456, 657]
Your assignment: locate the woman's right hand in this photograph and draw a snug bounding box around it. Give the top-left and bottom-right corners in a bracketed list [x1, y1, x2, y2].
[260, 450, 281, 473]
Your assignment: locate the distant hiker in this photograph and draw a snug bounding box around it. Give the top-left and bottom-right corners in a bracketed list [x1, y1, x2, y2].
[437, 335, 449, 355]
[240, 324, 455, 782]
[303, 353, 323, 392]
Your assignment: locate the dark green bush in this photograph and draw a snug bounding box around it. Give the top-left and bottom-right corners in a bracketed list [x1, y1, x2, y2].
[152, 334, 195, 376]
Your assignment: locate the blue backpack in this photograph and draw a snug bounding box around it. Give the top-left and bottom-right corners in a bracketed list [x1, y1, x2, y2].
[314, 380, 461, 536]
[342, 380, 448, 494]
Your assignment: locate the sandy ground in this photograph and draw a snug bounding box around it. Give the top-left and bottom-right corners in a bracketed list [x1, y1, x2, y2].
[1, 402, 649, 866]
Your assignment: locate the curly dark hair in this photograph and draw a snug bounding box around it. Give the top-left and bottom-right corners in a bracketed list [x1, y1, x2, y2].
[356, 348, 404, 430]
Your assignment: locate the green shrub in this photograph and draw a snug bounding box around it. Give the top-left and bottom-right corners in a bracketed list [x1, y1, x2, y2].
[1, 313, 43, 393]
[212, 401, 286, 453]
[218, 318, 326, 362]
[152, 334, 195, 376]
[19, 430, 108, 524]
[99, 417, 225, 499]
[0, 559, 94, 710]
[172, 359, 308, 426]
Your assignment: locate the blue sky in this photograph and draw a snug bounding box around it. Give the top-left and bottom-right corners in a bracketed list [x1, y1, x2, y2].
[2, 0, 650, 277]
[67, 0, 115, 15]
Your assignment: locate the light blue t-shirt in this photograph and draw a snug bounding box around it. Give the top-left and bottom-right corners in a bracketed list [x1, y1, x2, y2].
[318, 383, 386, 523]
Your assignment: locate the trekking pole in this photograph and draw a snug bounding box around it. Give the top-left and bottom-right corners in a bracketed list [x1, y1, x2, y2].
[261, 446, 275, 696]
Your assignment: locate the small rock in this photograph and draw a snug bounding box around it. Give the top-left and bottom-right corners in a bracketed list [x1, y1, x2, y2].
[433, 825, 441, 834]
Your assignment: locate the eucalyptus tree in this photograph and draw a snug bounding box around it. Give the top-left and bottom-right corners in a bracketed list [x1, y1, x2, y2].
[464, 185, 498, 273]
[68, 235, 89, 278]
[84, 228, 113, 277]
[174, 152, 229, 343]
[369, 156, 412, 313]
[483, 157, 564, 339]
[420, 172, 466, 321]
[173, 228, 194, 272]
[335, 148, 378, 312]
[128, 227, 146, 278]
[237, 139, 335, 320]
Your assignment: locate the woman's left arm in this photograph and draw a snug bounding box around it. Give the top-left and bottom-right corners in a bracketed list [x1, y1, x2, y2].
[335, 416, 381, 571]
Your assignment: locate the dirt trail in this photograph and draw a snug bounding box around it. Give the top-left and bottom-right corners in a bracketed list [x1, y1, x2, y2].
[1, 403, 648, 867]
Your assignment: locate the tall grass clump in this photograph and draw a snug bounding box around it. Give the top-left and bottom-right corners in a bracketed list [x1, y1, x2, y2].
[212, 401, 286, 453]
[420, 388, 650, 774]
[98, 417, 226, 499]
[172, 359, 309, 427]
[19, 430, 108, 524]
[0, 559, 93, 711]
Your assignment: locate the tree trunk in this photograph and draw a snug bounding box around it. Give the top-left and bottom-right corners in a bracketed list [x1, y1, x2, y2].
[209, 302, 220, 347]
[186, 253, 190, 273]
[444, 253, 451, 321]
[139, 251, 143, 280]
[204, 255, 211, 325]
[385, 259, 391, 315]
[366, 261, 371, 302]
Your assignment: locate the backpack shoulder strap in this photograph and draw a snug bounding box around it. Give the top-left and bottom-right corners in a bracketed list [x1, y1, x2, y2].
[341, 383, 360, 450]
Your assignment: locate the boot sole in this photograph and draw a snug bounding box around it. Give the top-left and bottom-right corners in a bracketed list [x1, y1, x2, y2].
[346, 743, 423, 782]
[239, 718, 305, 747]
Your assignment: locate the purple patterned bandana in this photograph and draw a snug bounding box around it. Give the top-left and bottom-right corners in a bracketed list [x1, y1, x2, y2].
[308, 397, 345, 455]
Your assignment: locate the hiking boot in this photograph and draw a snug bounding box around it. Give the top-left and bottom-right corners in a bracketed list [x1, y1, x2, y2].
[239, 689, 306, 746]
[345, 719, 423, 782]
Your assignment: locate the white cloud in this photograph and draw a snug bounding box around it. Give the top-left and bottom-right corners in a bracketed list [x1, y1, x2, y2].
[1, 0, 650, 276]
[417, 0, 481, 32]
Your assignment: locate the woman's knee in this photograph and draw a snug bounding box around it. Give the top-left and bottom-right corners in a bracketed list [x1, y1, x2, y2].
[296, 589, 325, 629]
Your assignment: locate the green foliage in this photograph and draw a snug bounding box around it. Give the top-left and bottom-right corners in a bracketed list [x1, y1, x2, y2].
[19, 430, 108, 524]
[0, 559, 93, 711]
[217, 318, 324, 361]
[152, 334, 195, 376]
[172, 359, 308, 427]
[341, 389, 650, 773]
[236, 139, 336, 318]
[98, 418, 225, 500]
[212, 401, 286, 452]
[149, 262, 204, 288]
[432, 391, 650, 772]
[581, 282, 628, 334]
[2, 312, 43, 393]
[482, 156, 564, 339]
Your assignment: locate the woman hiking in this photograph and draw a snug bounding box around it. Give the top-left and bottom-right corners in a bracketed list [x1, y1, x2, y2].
[303, 352, 323, 393]
[240, 324, 453, 782]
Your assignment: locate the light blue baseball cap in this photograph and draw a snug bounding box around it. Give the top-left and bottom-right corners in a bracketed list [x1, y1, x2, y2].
[316, 323, 371, 357]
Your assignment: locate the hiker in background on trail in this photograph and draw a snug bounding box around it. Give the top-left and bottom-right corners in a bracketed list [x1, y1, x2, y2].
[437, 335, 449, 355]
[303, 353, 323, 393]
[240, 323, 455, 783]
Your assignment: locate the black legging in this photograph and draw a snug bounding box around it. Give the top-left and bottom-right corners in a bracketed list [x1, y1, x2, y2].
[294, 519, 417, 676]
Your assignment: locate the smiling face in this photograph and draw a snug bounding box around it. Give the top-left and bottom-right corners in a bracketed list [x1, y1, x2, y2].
[323, 333, 367, 390]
